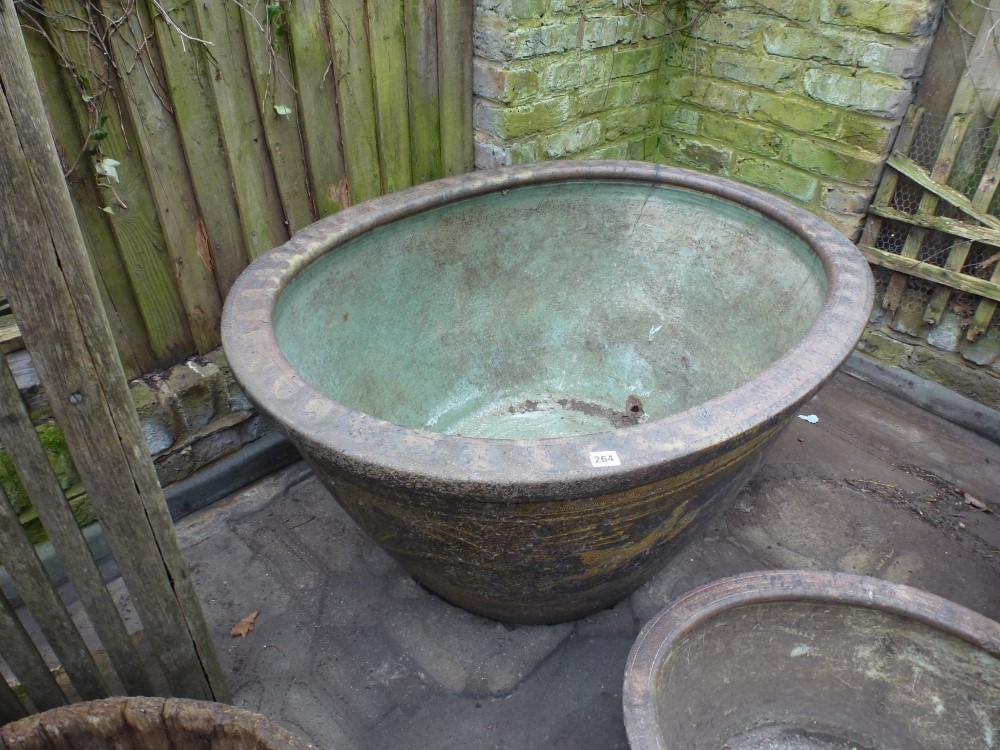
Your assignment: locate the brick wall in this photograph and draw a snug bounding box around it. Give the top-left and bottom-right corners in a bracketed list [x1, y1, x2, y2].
[473, 0, 943, 240]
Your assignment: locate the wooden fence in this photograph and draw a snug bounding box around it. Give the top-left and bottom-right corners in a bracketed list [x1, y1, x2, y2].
[12, 0, 473, 377]
[1, 0, 229, 716]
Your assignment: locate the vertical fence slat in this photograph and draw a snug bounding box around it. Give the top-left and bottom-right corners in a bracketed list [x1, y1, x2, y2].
[0, 358, 153, 697]
[883, 115, 971, 310]
[101, 0, 222, 353]
[0, 660, 27, 724]
[326, 0, 382, 202]
[285, 0, 348, 217]
[437, 0, 473, 175]
[241, 3, 315, 233]
[150, 7, 249, 297]
[0, 2, 228, 700]
[20, 27, 156, 378]
[369, 0, 412, 192]
[966, 137, 1000, 339]
[0, 486, 107, 701]
[192, 0, 289, 259]
[0, 590, 65, 713]
[38, 0, 194, 365]
[404, 0, 442, 184]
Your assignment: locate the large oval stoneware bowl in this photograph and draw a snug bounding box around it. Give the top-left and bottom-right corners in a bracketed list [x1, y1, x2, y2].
[221, 161, 873, 624]
[623, 571, 1000, 749]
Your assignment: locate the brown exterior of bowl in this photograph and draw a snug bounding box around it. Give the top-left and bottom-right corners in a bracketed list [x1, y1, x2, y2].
[0, 697, 316, 749]
[221, 161, 874, 624]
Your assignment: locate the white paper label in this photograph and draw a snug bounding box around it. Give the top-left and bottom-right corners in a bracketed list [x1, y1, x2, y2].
[590, 450, 620, 467]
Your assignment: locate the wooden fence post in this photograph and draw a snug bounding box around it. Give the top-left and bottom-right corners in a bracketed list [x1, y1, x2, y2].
[0, 0, 228, 702]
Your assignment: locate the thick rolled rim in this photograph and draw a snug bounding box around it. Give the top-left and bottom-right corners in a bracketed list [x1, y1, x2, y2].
[221, 160, 874, 500]
[622, 569, 1000, 750]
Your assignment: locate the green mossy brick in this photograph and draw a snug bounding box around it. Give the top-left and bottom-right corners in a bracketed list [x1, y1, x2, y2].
[731, 156, 819, 202]
[611, 45, 661, 78]
[601, 104, 655, 140]
[473, 58, 540, 104]
[660, 133, 734, 173]
[540, 52, 610, 92]
[575, 81, 633, 116]
[857, 328, 914, 367]
[784, 138, 880, 185]
[820, 182, 874, 214]
[763, 26, 854, 64]
[670, 75, 751, 114]
[746, 92, 838, 136]
[587, 141, 629, 159]
[503, 0, 548, 19]
[661, 105, 700, 135]
[711, 48, 804, 89]
[764, 25, 930, 78]
[510, 139, 539, 163]
[541, 119, 603, 157]
[804, 68, 912, 118]
[509, 23, 579, 59]
[699, 112, 783, 159]
[581, 16, 620, 49]
[475, 96, 570, 138]
[688, 10, 767, 49]
[819, 0, 941, 37]
[836, 112, 898, 154]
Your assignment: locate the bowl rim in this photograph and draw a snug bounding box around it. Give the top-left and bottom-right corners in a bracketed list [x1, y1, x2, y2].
[622, 569, 1000, 750]
[221, 160, 873, 501]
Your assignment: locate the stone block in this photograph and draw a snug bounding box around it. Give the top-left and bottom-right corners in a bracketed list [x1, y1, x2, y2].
[580, 16, 620, 49]
[539, 51, 610, 92]
[857, 328, 914, 367]
[498, 0, 547, 19]
[718, 0, 813, 21]
[804, 68, 912, 118]
[819, 0, 943, 37]
[473, 15, 515, 61]
[925, 310, 964, 352]
[541, 119, 603, 157]
[601, 103, 655, 140]
[660, 134, 733, 173]
[661, 105, 700, 135]
[474, 95, 571, 138]
[818, 209, 865, 240]
[820, 182, 874, 214]
[587, 141, 629, 159]
[509, 23, 579, 59]
[164, 362, 216, 434]
[154, 445, 193, 486]
[611, 44, 661, 78]
[131, 378, 175, 455]
[784, 137, 880, 185]
[711, 48, 804, 89]
[700, 112, 783, 159]
[688, 10, 766, 49]
[835, 113, 898, 155]
[959, 326, 1000, 366]
[474, 138, 513, 169]
[191, 427, 243, 467]
[907, 346, 1000, 410]
[670, 74, 750, 114]
[857, 37, 932, 78]
[731, 155, 819, 202]
[746, 92, 838, 137]
[473, 57, 539, 103]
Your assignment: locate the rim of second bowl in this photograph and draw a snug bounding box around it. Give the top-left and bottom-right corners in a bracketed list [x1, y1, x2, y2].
[221, 160, 874, 502]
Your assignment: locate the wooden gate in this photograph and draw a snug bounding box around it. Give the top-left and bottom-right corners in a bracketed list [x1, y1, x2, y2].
[0, 0, 228, 718]
[859, 0, 1000, 340]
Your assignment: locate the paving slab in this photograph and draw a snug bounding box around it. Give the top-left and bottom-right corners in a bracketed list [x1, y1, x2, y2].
[174, 371, 1000, 749]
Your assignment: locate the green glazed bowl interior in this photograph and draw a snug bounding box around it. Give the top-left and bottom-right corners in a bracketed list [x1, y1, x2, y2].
[273, 180, 827, 440]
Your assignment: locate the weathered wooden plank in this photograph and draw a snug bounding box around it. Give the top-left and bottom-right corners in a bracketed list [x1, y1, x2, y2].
[325, 0, 382, 202]
[240, 1, 314, 232]
[0, 485, 107, 700]
[0, 589, 65, 712]
[0, 3, 229, 701]
[887, 152, 1000, 232]
[945, 0, 1000, 125]
[101, 0, 222, 353]
[191, 0, 288, 259]
[150, 3, 249, 296]
[19, 21, 155, 376]
[924, 133, 1000, 325]
[883, 115, 971, 310]
[0, 357, 153, 696]
[284, 0, 347, 217]
[404, 0, 442, 185]
[867, 204, 1000, 248]
[36, 0, 194, 364]
[0, 667, 26, 725]
[437, 0, 473, 175]
[369, 0, 412, 192]
[860, 244, 1000, 302]
[858, 106, 923, 250]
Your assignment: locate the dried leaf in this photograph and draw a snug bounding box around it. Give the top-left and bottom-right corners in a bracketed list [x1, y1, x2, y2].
[965, 493, 991, 513]
[327, 175, 352, 211]
[230, 610, 259, 638]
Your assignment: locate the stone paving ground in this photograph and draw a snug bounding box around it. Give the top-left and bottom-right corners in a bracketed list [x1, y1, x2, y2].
[170, 370, 999, 750]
